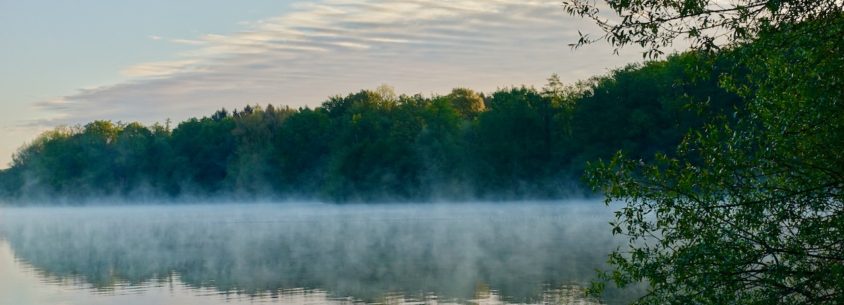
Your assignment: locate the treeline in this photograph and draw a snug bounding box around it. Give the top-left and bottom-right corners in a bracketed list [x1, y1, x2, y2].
[0, 53, 740, 202]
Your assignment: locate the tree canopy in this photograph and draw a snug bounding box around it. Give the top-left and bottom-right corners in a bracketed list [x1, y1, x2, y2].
[0, 53, 740, 203]
[565, 0, 844, 304]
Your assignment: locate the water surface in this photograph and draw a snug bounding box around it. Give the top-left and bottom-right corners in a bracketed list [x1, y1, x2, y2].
[0, 202, 640, 305]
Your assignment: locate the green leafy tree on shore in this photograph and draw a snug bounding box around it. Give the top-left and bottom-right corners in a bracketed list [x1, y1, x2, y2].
[565, 0, 844, 303]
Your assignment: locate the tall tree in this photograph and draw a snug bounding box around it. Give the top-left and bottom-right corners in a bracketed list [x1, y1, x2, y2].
[565, 0, 844, 304]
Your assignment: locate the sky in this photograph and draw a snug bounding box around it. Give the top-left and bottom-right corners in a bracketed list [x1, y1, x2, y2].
[0, 0, 650, 169]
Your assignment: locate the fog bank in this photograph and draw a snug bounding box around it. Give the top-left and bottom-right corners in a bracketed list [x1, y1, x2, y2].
[0, 201, 641, 304]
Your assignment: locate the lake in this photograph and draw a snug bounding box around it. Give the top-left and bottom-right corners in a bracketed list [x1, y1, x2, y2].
[0, 201, 641, 305]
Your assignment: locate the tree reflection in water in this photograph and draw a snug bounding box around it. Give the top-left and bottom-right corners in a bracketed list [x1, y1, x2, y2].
[0, 202, 643, 304]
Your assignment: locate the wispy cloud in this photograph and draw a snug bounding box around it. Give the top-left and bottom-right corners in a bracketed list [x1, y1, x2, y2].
[35, 0, 644, 126]
[169, 38, 207, 46]
[120, 60, 202, 77]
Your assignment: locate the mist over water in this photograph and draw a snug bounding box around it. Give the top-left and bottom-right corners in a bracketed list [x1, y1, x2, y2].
[0, 201, 641, 305]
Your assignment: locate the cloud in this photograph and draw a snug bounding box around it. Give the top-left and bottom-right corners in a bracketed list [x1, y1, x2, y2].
[169, 38, 207, 45]
[120, 60, 202, 77]
[35, 0, 645, 126]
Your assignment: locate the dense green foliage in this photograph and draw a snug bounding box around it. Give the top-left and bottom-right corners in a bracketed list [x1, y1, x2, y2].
[0, 54, 739, 203]
[565, 0, 844, 303]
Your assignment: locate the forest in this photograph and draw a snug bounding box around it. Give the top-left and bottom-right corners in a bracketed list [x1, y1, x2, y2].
[0, 52, 740, 203]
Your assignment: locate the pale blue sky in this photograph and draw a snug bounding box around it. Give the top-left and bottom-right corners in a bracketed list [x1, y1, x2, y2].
[0, 0, 647, 168]
[1, 0, 298, 167]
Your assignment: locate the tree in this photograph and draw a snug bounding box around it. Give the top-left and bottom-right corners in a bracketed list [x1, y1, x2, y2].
[275, 107, 331, 195]
[113, 122, 155, 193]
[471, 87, 560, 198]
[446, 88, 485, 120]
[414, 96, 467, 199]
[227, 104, 295, 195]
[169, 116, 236, 194]
[565, 0, 844, 303]
[563, 0, 844, 57]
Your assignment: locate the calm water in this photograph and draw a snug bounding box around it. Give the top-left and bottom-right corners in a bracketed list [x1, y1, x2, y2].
[0, 202, 641, 305]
